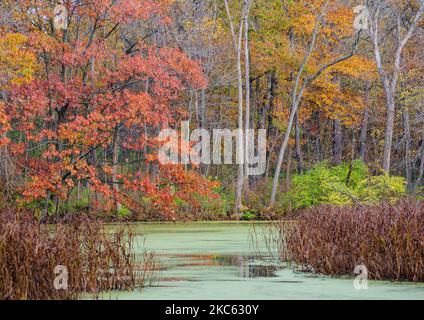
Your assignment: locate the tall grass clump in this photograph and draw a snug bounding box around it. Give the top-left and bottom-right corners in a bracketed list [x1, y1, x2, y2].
[0, 210, 156, 300]
[281, 199, 424, 282]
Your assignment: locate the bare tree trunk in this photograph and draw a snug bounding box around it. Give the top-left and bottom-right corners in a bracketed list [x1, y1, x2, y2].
[382, 92, 395, 172]
[286, 147, 292, 191]
[244, 2, 251, 198]
[359, 108, 369, 161]
[413, 135, 424, 194]
[149, 126, 159, 180]
[359, 82, 370, 161]
[234, 11, 245, 216]
[368, 2, 424, 173]
[259, 72, 273, 130]
[332, 119, 343, 165]
[224, 0, 249, 215]
[262, 71, 276, 177]
[403, 108, 412, 189]
[200, 89, 207, 175]
[294, 111, 303, 174]
[270, 99, 299, 205]
[253, 76, 261, 129]
[112, 127, 121, 212]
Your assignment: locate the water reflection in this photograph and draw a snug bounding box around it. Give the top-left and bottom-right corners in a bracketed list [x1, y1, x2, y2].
[162, 253, 282, 279]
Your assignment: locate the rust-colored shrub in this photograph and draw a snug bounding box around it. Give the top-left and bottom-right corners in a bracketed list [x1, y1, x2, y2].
[281, 199, 424, 282]
[0, 210, 156, 299]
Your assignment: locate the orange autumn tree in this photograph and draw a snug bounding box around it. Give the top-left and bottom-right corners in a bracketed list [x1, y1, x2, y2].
[3, 0, 217, 219]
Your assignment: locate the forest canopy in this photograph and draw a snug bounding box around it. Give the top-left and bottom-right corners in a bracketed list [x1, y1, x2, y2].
[0, 0, 423, 220]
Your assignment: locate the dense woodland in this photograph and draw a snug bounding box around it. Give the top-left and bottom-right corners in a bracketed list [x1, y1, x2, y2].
[1, 0, 424, 220]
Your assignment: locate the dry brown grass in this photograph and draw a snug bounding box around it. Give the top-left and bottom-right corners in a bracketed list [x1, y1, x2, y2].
[0, 209, 156, 300]
[280, 199, 424, 282]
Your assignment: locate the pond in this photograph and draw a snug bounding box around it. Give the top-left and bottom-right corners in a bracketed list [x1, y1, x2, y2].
[105, 222, 424, 300]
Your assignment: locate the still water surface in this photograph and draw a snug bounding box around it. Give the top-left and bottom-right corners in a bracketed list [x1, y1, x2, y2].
[106, 222, 424, 300]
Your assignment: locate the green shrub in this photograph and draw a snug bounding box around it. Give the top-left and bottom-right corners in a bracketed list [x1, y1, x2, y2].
[363, 174, 406, 204]
[282, 160, 406, 209]
[199, 193, 228, 216]
[241, 211, 256, 221]
[18, 199, 55, 217]
[117, 205, 132, 218]
[173, 197, 187, 207]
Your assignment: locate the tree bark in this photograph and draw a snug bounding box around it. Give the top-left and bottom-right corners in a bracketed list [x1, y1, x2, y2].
[224, 0, 249, 215]
[413, 135, 424, 194]
[244, 2, 251, 196]
[332, 119, 343, 165]
[294, 111, 303, 173]
[403, 108, 412, 189]
[286, 147, 293, 191]
[359, 82, 370, 161]
[359, 108, 369, 161]
[112, 127, 121, 212]
[270, 99, 299, 206]
[382, 92, 395, 172]
[262, 71, 277, 177]
[200, 89, 207, 175]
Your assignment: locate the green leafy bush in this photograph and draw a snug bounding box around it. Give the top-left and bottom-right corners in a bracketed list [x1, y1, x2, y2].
[198, 192, 228, 216]
[364, 174, 406, 204]
[241, 211, 256, 221]
[282, 160, 406, 209]
[117, 205, 132, 218]
[18, 199, 55, 217]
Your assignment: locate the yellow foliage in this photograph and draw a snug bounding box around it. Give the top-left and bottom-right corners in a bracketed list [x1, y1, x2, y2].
[0, 33, 37, 90]
[330, 56, 377, 80]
